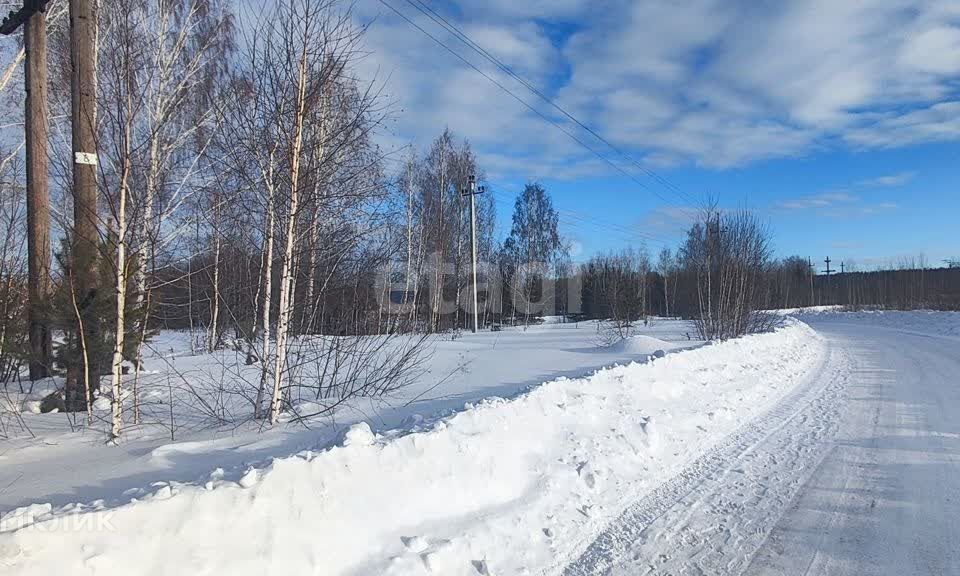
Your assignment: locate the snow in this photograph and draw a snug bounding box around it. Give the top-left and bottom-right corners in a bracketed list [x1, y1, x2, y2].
[607, 334, 685, 356]
[742, 318, 960, 575]
[342, 421, 376, 447]
[566, 311, 960, 574]
[0, 319, 824, 576]
[769, 305, 844, 316]
[0, 319, 699, 512]
[791, 308, 960, 339]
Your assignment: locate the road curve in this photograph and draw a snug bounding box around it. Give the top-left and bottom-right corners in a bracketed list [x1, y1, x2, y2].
[562, 318, 960, 576]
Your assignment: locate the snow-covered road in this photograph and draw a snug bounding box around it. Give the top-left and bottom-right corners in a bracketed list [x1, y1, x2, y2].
[566, 318, 960, 575]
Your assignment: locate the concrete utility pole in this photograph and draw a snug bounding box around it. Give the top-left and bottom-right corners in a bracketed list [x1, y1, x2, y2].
[839, 261, 847, 306]
[461, 175, 485, 333]
[824, 257, 833, 304]
[3, 0, 53, 380]
[67, 0, 99, 410]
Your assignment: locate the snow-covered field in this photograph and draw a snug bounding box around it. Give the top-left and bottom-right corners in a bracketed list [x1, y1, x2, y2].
[0, 317, 828, 575]
[0, 319, 698, 512]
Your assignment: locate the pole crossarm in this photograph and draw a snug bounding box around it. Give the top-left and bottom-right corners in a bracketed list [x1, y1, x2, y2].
[460, 176, 486, 197]
[1, 0, 51, 35]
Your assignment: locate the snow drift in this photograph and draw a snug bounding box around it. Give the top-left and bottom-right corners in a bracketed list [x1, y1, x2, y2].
[0, 320, 825, 576]
[607, 334, 684, 356]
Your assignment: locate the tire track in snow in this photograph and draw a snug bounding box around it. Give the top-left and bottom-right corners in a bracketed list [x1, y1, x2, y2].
[561, 339, 851, 576]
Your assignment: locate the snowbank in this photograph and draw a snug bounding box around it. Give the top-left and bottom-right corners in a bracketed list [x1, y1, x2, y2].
[0, 321, 825, 576]
[607, 334, 684, 356]
[770, 305, 844, 316]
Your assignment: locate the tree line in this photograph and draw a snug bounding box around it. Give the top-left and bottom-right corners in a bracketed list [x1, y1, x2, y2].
[576, 217, 960, 340]
[1, 0, 954, 440]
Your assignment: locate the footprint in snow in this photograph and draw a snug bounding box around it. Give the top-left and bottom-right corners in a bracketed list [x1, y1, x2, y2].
[471, 559, 491, 575]
[0, 541, 22, 567]
[420, 551, 439, 571]
[400, 535, 429, 553]
[576, 461, 598, 489]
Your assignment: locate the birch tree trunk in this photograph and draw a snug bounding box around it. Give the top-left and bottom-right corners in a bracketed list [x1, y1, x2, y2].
[269, 43, 310, 425]
[254, 157, 277, 419]
[110, 117, 132, 442]
[301, 100, 329, 334]
[404, 160, 413, 325]
[207, 198, 221, 352]
[302, 198, 319, 332]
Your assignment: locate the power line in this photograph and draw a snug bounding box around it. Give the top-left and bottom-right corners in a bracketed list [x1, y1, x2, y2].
[404, 0, 699, 208]
[376, 0, 697, 220]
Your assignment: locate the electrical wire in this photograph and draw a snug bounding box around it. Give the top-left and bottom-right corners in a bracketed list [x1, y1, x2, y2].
[402, 0, 700, 209]
[376, 0, 698, 220]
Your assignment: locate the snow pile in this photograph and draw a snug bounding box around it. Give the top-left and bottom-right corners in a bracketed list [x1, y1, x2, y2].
[0, 321, 824, 576]
[770, 305, 844, 316]
[0, 387, 50, 414]
[608, 334, 684, 356]
[795, 309, 960, 339]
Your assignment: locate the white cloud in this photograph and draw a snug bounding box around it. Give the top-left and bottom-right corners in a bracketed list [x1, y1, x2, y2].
[355, 0, 960, 177]
[845, 101, 960, 148]
[898, 26, 960, 75]
[777, 192, 859, 211]
[856, 171, 916, 188]
[775, 184, 903, 218]
[461, 23, 559, 83]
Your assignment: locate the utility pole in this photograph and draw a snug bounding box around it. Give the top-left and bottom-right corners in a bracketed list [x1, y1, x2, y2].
[461, 175, 485, 333]
[839, 261, 846, 306]
[824, 257, 833, 306]
[808, 257, 815, 306]
[3, 2, 54, 380]
[66, 0, 99, 411]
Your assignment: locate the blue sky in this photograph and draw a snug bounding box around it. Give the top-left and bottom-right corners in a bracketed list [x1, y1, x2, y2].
[356, 0, 960, 269]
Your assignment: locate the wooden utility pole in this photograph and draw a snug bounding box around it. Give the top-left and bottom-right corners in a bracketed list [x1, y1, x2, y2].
[66, 0, 100, 411]
[461, 175, 485, 333]
[25, 7, 51, 379]
[3, 1, 54, 379]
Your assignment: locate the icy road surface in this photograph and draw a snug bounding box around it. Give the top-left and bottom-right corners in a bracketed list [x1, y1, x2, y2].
[566, 317, 960, 576]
